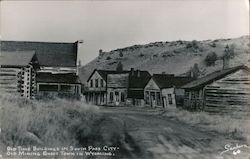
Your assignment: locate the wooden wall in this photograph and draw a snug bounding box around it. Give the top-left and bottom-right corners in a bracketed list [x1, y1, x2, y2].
[0, 67, 20, 93]
[204, 69, 250, 116]
[107, 73, 129, 88]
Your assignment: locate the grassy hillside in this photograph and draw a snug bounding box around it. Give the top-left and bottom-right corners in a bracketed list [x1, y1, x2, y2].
[80, 36, 249, 83]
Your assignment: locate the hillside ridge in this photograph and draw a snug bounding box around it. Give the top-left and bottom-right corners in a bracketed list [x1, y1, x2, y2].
[80, 36, 250, 83]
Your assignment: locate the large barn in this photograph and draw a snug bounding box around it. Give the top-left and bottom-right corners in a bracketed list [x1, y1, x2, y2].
[0, 40, 82, 98]
[182, 65, 250, 115]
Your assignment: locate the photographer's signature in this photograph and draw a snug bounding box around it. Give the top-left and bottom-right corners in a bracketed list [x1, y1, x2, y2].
[220, 143, 250, 156]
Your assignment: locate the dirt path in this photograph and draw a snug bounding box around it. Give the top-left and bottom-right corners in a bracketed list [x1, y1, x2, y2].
[100, 107, 248, 159]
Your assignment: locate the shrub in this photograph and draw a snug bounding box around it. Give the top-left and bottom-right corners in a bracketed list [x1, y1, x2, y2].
[205, 52, 217, 66]
[186, 40, 199, 49]
[139, 53, 144, 57]
[119, 52, 123, 57]
[106, 56, 112, 60]
[210, 42, 216, 47]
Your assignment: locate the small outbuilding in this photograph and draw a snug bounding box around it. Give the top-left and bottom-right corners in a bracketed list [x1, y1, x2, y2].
[144, 74, 194, 108]
[182, 65, 250, 115]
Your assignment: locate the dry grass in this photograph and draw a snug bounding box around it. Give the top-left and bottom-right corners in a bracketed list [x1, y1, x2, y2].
[164, 109, 250, 143]
[0, 92, 100, 151]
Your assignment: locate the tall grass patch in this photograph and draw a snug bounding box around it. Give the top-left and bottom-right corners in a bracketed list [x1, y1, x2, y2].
[164, 109, 250, 142]
[0, 93, 100, 149]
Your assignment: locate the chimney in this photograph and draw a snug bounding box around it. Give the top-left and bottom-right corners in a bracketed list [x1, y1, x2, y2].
[137, 70, 140, 77]
[131, 68, 134, 76]
[76, 40, 84, 75]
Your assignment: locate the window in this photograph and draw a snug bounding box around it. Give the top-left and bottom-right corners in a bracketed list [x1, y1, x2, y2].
[95, 79, 99, 87]
[39, 84, 58, 92]
[156, 92, 161, 106]
[110, 92, 114, 102]
[115, 92, 119, 102]
[185, 91, 189, 98]
[145, 91, 150, 104]
[60, 85, 73, 92]
[90, 80, 93, 87]
[168, 94, 173, 104]
[100, 79, 104, 87]
[121, 92, 125, 102]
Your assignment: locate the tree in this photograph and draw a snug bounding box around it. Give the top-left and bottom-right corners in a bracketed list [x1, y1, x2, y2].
[119, 52, 123, 57]
[205, 52, 218, 66]
[222, 44, 234, 69]
[223, 44, 235, 58]
[116, 62, 123, 72]
[190, 63, 200, 79]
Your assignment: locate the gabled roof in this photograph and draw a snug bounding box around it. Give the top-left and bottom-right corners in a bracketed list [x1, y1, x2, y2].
[1, 41, 77, 67]
[87, 69, 118, 82]
[0, 51, 38, 68]
[152, 74, 194, 89]
[182, 65, 250, 90]
[128, 70, 151, 89]
[36, 72, 81, 84]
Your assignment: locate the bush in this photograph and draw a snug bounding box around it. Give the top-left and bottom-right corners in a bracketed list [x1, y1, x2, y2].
[138, 53, 144, 57]
[119, 52, 123, 57]
[106, 56, 112, 60]
[205, 52, 217, 66]
[210, 42, 216, 47]
[186, 40, 199, 49]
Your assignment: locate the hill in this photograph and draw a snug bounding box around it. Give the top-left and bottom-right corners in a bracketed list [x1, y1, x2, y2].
[79, 36, 250, 83]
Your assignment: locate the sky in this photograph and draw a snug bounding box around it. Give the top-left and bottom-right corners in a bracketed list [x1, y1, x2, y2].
[0, 0, 249, 65]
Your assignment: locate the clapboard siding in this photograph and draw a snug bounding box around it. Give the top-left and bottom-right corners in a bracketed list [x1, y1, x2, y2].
[204, 69, 250, 114]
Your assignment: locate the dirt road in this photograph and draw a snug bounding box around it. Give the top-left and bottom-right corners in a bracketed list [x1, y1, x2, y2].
[100, 106, 250, 159]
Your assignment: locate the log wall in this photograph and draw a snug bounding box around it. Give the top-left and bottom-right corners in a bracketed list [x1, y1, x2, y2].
[204, 69, 250, 116]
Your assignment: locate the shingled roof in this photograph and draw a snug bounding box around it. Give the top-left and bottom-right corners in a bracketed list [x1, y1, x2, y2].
[0, 51, 39, 68]
[182, 65, 250, 90]
[152, 74, 194, 89]
[1, 41, 77, 67]
[36, 72, 81, 84]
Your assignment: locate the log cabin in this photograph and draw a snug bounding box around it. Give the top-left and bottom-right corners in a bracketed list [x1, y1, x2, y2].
[144, 74, 194, 108]
[0, 40, 82, 98]
[182, 65, 250, 115]
[0, 51, 39, 99]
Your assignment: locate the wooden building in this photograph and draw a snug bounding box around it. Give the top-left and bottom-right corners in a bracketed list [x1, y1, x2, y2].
[85, 69, 116, 105]
[182, 65, 250, 115]
[36, 72, 81, 98]
[1, 40, 82, 98]
[144, 74, 194, 108]
[107, 71, 130, 106]
[0, 51, 39, 99]
[127, 69, 151, 106]
[85, 68, 151, 106]
[107, 69, 151, 106]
